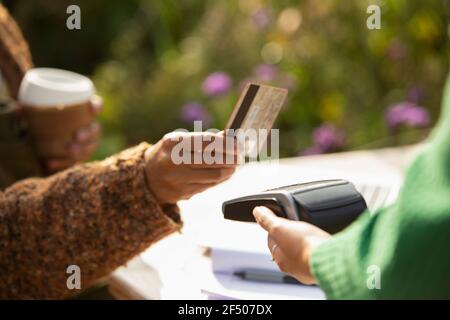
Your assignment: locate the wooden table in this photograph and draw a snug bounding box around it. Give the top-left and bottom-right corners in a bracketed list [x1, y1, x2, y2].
[107, 145, 423, 300]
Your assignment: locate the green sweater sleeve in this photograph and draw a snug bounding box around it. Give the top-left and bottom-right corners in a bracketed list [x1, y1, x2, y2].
[310, 74, 450, 299]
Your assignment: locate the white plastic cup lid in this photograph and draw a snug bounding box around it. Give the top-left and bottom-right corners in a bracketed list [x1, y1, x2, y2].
[18, 68, 94, 107]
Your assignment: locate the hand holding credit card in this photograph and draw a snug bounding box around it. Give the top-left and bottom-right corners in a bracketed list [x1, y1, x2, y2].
[226, 83, 288, 156]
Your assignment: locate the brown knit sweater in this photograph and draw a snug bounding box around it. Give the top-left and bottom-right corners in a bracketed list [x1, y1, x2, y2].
[0, 142, 182, 299]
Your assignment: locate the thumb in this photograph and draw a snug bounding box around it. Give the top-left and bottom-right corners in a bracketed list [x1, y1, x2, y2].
[253, 206, 284, 233]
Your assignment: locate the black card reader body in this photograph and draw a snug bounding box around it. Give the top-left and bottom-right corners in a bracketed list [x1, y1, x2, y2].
[222, 180, 367, 234]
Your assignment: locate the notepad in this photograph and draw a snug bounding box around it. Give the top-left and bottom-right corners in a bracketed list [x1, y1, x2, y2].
[195, 221, 326, 300]
[201, 273, 325, 300]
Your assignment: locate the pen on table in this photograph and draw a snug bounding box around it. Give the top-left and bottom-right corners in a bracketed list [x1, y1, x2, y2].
[233, 270, 315, 286]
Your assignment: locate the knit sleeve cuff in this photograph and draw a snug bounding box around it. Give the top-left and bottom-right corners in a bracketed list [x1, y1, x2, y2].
[310, 225, 363, 300]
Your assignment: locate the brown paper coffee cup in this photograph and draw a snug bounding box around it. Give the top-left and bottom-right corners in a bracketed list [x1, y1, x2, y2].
[22, 101, 93, 158]
[18, 68, 95, 158]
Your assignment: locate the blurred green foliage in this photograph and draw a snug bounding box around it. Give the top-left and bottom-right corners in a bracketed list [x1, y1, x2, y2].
[4, 0, 450, 159]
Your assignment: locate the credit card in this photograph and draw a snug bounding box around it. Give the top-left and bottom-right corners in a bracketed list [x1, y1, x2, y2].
[225, 83, 288, 157]
[226, 83, 288, 131]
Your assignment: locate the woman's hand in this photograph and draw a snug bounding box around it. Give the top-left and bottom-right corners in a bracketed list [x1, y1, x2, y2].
[253, 206, 331, 285]
[45, 96, 103, 173]
[144, 131, 238, 205]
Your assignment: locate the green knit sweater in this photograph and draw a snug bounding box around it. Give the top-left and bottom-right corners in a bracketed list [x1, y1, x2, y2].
[311, 74, 450, 299]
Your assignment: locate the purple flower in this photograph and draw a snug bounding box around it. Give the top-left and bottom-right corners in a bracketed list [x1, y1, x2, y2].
[299, 124, 345, 156]
[181, 102, 212, 127]
[253, 64, 278, 82]
[250, 8, 272, 29]
[202, 72, 233, 97]
[312, 124, 345, 152]
[385, 102, 430, 131]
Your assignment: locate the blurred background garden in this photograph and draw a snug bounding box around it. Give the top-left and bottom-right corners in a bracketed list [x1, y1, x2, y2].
[2, 0, 450, 159]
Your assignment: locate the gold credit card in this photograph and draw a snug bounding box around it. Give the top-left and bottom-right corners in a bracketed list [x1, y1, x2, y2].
[226, 83, 288, 132]
[225, 83, 288, 157]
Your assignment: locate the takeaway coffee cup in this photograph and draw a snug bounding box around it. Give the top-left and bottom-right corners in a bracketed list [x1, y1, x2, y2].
[18, 68, 95, 158]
